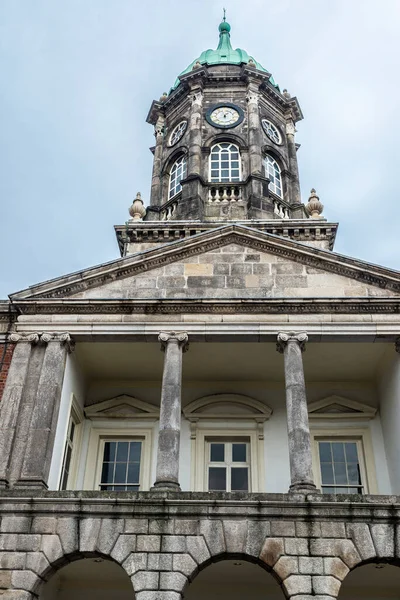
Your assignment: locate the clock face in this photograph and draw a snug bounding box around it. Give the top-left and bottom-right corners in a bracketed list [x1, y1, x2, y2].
[206, 103, 244, 129]
[168, 120, 187, 146]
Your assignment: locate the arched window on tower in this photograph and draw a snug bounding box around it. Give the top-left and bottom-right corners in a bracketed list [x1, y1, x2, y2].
[209, 142, 241, 182]
[168, 155, 187, 199]
[263, 154, 283, 198]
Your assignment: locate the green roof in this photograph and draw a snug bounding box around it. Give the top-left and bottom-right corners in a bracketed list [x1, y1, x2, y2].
[172, 19, 279, 91]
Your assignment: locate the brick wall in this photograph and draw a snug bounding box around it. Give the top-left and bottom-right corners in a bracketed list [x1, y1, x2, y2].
[0, 342, 15, 402]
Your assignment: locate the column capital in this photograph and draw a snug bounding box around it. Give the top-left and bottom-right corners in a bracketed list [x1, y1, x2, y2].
[154, 115, 165, 138]
[158, 331, 189, 353]
[285, 118, 296, 136]
[9, 332, 74, 352]
[276, 331, 308, 353]
[8, 332, 40, 345]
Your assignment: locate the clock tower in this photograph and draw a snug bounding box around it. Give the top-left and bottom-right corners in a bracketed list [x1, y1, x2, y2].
[116, 18, 337, 256]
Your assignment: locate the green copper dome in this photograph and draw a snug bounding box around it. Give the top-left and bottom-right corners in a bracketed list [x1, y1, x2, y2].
[172, 19, 279, 91]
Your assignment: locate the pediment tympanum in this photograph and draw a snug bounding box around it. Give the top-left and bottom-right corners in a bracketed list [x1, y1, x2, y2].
[308, 395, 376, 420]
[85, 395, 159, 419]
[10, 226, 400, 304]
[183, 394, 272, 422]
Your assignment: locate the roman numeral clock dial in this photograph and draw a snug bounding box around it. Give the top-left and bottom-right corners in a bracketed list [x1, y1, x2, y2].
[206, 103, 244, 129]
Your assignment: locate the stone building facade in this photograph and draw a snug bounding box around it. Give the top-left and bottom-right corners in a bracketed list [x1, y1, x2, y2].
[1, 18, 400, 600]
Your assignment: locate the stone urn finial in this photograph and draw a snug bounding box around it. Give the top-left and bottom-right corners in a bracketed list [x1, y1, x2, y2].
[192, 60, 202, 70]
[306, 188, 324, 219]
[129, 192, 146, 221]
[159, 92, 168, 102]
[248, 58, 256, 67]
[283, 89, 291, 99]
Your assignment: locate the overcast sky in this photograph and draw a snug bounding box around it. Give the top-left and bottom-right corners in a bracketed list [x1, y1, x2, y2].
[1, 0, 399, 297]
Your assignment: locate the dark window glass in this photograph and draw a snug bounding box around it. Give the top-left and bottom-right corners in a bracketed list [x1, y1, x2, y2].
[210, 443, 225, 462]
[232, 443, 246, 462]
[231, 468, 248, 491]
[209, 467, 226, 491]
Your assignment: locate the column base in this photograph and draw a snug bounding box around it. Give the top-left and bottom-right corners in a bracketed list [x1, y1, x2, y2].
[151, 481, 181, 492]
[289, 482, 320, 494]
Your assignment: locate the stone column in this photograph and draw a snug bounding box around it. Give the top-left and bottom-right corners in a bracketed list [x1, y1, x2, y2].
[149, 115, 165, 209]
[0, 333, 39, 488]
[286, 119, 301, 207]
[153, 331, 189, 490]
[187, 88, 203, 177]
[246, 82, 262, 175]
[277, 332, 317, 493]
[14, 333, 74, 489]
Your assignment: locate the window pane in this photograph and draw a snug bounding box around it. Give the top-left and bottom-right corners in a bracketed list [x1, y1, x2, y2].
[129, 442, 142, 463]
[232, 443, 246, 462]
[334, 461, 347, 485]
[345, 442, 358, 462]
[114, 462, 127, 484]
[116, 442, 129, 462]
[318, 442, 331, 462]
[127, 463, 140, 484]
[321, 462, 334, 484]
[231, 467, 249, 491]
[322, 486, 335, 494]
[210, 443, 225, 462]
[70, 422, 75, 442]
[347, 462, 361, 485]
[103, 441, 116, 462]
[101, 462, 114, 484]
[209, 467, 226, 491]
[332, 443, 345, 462]
[126, 485, 140, 491]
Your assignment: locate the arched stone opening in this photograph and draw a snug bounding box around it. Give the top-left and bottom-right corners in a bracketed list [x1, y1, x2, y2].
[338, 559, 400, 599]
[183, 555, 286, 600]
[38, 555, 135, 600]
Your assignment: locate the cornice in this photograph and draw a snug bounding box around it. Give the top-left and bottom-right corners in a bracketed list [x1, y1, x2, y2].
[11, 298, 400, 316]
[10, 225, 400, 300]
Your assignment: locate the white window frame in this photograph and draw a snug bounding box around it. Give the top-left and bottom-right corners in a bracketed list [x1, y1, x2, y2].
[209, 142, 241, 183]
[263, 154, 283, 198]
[311, 428, 378, 495]
[192, 428, 262, 492]
[168, 155, 187, 199]
[206, 438, 251, 492]
[83, 427, 153, 491]
[58, 395, 84, 491]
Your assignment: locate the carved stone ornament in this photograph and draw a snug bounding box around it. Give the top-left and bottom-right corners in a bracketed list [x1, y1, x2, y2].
[191, 90, 203, 106]
[8, 332, 40, 344]
[306, 188, 324, 219]
[246, 90, 258, 105]
[129, 192, 146, 221]
[154, 116, 165, 137]
[158, 331, 189, 352]
[276, 331, 308, 353]
[285, 119, 296, 136]
[9, 332, 74, 352]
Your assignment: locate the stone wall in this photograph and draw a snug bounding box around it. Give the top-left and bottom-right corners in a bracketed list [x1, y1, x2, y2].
[1, 492, 399, 599]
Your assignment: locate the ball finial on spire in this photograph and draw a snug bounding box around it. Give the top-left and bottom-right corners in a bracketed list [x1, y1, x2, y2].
[306, 188, 324, 219]
[219, 8, 231, 32]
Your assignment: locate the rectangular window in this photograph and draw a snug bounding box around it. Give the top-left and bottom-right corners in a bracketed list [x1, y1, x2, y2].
[206, 438, 250, 492]
[316, 438, 366, 494]
[99, 439, 142, 491]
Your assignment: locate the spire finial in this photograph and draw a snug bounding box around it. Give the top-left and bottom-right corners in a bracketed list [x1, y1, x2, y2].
[223, 7, 226, 21]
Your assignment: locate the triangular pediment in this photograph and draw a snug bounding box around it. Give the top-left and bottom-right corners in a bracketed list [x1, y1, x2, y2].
[308, 395, 376, 420]
[10, 225, 400, 305]
[85, 395, 159, 419]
